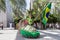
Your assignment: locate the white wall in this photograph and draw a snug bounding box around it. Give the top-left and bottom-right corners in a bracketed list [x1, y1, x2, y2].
[0, 10, 7, 28]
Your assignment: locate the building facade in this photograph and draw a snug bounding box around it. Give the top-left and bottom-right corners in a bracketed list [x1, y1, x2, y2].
[0, 10, 7, 28]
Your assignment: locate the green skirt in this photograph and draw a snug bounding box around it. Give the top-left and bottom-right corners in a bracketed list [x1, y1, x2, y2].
[20, 29, 40, 38]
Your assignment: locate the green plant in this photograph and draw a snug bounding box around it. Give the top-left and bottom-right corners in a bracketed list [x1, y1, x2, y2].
[48, 14, 57, 23]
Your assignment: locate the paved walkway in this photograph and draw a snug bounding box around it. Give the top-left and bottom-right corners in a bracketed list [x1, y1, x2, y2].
[0, 29, 60, 40]
[16, 30, 60, 40]
[0, 30, 18, 40]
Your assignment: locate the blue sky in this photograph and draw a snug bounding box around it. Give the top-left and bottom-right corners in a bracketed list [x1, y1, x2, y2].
[26, 0, 30, 10]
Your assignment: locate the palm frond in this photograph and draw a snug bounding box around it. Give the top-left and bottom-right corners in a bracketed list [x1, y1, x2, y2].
[0, 0, 6, 11]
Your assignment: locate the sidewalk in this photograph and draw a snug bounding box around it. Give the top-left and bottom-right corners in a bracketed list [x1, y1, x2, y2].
[0, 28, 14, 30]
[0, 29, 60, 40]
[0, 30, 18, 40]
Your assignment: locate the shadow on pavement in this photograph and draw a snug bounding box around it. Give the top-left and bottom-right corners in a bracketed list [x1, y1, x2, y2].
[15, 31, 25, 40]
[40, 35, 46, 38]
[0, 33, 3, 34]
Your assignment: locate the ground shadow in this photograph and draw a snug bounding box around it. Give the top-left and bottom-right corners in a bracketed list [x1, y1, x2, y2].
[15, 31, 25, 40]
[0, 33, 3, 34]
[40, 35, 46, 38]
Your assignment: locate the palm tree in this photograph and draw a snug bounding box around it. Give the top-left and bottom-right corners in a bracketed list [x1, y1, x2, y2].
[27, 0, 50, 29]
[0, 0, 6, 11]
[10, 0, 26, 18]
[10, 0, 27, 29]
